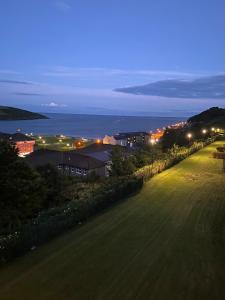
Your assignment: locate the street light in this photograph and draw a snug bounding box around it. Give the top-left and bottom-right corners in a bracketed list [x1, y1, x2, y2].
[187, 133, 192, 143]
[150, 138, 156, 145]
[211, 127, 215, 132]
[202, 129, 207, 134]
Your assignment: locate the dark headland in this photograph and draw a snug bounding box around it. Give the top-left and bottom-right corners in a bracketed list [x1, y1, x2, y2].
[0, 106, 48, 120]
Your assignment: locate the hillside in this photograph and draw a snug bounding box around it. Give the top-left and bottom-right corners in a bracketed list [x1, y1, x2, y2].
[0, 142, 225, 299]
[0, 106, 48, 120]
[115, 74, 225, 99]
[188, 107, 225, 128]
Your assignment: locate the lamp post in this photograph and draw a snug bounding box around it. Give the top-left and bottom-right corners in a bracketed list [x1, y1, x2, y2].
[202, 129, 207, 135]
[187, 133, 192, 145]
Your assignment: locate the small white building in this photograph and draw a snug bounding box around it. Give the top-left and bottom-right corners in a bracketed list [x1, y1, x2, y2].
[103, 132, 149, 148]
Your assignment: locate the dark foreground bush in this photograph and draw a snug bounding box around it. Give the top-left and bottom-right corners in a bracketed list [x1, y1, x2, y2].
[0, 176, 143, 265]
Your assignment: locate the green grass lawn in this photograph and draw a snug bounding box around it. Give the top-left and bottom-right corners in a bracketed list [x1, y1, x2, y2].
[0, 142, 225, 300]
[34, 135, 93, 151]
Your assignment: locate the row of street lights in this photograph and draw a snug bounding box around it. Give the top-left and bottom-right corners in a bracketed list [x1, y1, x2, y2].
[186, 127, 223, 141]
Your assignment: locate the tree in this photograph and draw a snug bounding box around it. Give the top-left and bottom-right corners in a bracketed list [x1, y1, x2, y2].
[36, 164, 68, 208]
[0, 141, 44, 233]
[110, 146, 136, 176]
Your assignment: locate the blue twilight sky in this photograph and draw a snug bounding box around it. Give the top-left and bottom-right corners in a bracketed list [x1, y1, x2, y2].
[0, 0, 225, 116]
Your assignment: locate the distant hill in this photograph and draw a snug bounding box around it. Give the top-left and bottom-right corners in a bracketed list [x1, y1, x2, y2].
[0, 106, 48, 120]
[187, 107, 225, 128]
[161, 107, 225, 149]
[115, 75, 225, 99]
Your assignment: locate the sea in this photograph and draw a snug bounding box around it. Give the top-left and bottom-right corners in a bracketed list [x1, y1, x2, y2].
[0, 113, 184, 139]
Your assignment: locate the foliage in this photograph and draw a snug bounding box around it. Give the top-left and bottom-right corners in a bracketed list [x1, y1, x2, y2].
[0, 141, 44, 233]
[0, 175, 143, 264]
[36, 164, 69, 208]
[136, 139, 213, 181]
[110, 146, 136, 176]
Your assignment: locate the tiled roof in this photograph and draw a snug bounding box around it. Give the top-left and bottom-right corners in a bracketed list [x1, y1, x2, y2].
[25, 149, 105, 170]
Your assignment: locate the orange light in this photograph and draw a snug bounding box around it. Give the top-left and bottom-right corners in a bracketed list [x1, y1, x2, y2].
[96, 139, 101, 144]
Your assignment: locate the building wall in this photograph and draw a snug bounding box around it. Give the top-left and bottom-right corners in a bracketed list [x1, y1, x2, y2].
[103, 135, 117, 145]
[15, 141, 35, 156]
[58, 164, 107, 177]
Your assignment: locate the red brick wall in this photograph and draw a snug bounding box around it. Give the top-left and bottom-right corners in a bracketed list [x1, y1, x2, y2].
[15, 141, 35, 156]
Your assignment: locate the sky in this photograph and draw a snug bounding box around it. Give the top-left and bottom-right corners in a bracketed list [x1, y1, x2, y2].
[0, 0, 225, 116]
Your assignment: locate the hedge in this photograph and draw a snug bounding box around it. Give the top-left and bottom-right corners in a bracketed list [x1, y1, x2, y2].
[0, 176, 143, 265]
[135, 138, 214, 181]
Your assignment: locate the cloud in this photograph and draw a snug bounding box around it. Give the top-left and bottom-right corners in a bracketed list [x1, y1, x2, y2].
[55, 1, 71, 12]
[43, 66, 205, 80]
[41, 102, 68, 107]
[0, 79, 33, 85]
[0, 69, 21, 75]
[13, 92, 43, 96]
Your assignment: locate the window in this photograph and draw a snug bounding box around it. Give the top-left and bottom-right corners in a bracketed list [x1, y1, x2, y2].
[76, 168, 82, 174]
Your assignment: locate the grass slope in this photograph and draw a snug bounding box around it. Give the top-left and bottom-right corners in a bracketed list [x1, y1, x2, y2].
[0, 142, 225, 300]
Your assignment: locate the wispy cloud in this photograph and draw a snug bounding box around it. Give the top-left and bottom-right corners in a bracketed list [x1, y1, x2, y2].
[41, 102, 68, 107]
[43, 66, 204, 79]
[13, 92, 43, 96]
[54, 1, 71, 12]
[0, 69, 21, 75]
[0, 79, 33, 85]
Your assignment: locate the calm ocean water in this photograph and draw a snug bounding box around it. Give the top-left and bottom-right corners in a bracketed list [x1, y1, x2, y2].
[0, 113, 184, 138]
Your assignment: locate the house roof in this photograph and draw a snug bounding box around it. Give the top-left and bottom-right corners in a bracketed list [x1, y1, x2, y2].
[114, 132, 148, 140]
[77, 143, 117, 154]
[76, 143, 128, 162]
[25, 149, 105, 170]
[86, 151, 111, 162]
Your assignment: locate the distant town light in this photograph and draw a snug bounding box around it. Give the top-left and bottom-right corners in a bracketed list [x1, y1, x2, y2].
[66, 143, 70, 147]
[42, 140, 46, 144]
[96, 139, 101, 144]
[211, 127, 215, 132]
[39, 136, 42, 139]
[59, 139, 62, 142]
[202, 129, 207, 134]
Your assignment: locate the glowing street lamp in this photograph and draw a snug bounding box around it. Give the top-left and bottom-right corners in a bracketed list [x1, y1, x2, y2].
[211, 127, 215, 132]
[150, 138, 156, 145]
[96, 139, 101, 144]
[66, 143, 70, 147]
[202, 129, 207, 134]
[42, 140, 46, 144]
[187, 133, 192, 142]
